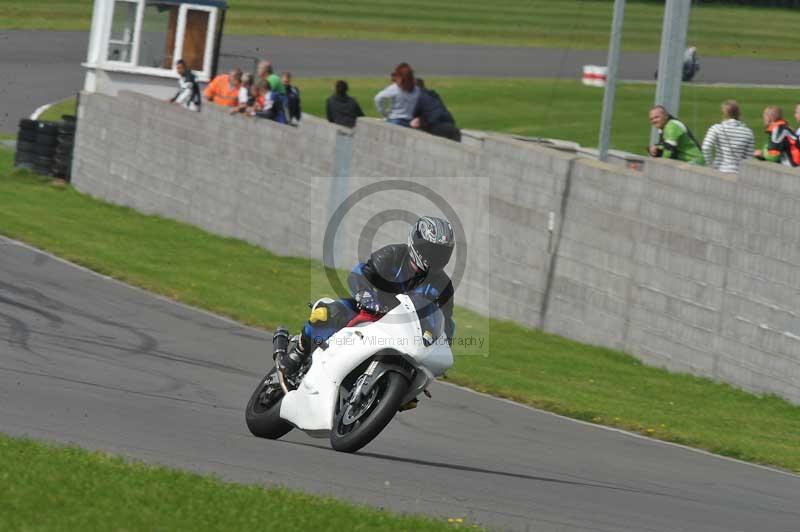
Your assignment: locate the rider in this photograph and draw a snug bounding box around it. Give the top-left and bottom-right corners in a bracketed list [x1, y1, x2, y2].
[276, 216, 456, 375]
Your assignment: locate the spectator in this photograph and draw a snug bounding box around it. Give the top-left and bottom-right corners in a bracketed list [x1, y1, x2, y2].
[169, 59, 201, 111]
[204, 67, 242, 108]
[249, 82, 265, 117]
[231, 72, 254, 115]
[654, 46, 700, 82]
[257, 61, 285, 99]
[682, 46, 700, 82]
[701, 100, 754, 173]
[251, 81, 272, 118]
[283, 72, 302, 124]
[374, 62, 420, 126]
[257, 60, 288, 123]
[754, 105, 800, 167]
[410, 78, 460, 142]
[794, 104, 800, 137]
[648, 105, 704, 165]
[257, 60, 269, 81]
[326, 80, 364, 128]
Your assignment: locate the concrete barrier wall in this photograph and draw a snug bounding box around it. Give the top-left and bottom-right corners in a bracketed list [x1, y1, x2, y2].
[547, 156, 800, 403]
[72, 91, 800, 404]
[73, 91, 342, 258]
[342, 121, 574, 324]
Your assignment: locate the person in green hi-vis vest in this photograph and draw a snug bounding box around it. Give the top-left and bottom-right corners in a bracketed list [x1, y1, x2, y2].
[648, 105, 705, 165]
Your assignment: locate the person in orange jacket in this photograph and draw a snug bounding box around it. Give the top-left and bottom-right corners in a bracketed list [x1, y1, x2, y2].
[204, 68, 242, 108]
[754, 105, 800, 167]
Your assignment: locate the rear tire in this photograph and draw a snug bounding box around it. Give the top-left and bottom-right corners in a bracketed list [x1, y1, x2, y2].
[245, 368, 294, 440]
[330, 371, 409, 453]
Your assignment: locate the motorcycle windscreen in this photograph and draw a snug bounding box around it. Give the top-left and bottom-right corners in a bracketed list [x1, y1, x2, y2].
[406, 293, 445, 347]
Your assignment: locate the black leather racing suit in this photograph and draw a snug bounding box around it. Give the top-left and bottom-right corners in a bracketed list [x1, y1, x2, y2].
[302, 243, 455, 347]
[349, 244, 455, 340]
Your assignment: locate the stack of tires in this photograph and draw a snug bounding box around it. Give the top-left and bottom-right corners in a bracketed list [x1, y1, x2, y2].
[53, 116, 76, 181]
[33, 122, 59, 176]
[13, 119, 38, 170]
[14, 116, 76, 181]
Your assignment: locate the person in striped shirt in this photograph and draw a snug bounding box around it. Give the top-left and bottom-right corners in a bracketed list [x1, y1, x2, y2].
[701, 100, 754, 173]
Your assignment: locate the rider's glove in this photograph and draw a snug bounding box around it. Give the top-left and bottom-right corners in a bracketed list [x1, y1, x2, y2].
[354, 290, 386, 315]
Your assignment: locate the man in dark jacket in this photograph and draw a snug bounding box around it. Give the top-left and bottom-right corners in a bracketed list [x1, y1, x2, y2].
[276, 217, 456, 375]
[410, 78, 460, 142]
[282, 72, 302, 123]
[326, 80, 365, 128]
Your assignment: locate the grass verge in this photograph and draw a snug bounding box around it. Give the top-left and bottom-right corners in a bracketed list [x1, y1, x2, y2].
[1, 1, 800, 60]
[37, 97, 78, 122]
[0, 434, 461, 531]
[1, 148, 799, 473]
[39, 79, 800, 157]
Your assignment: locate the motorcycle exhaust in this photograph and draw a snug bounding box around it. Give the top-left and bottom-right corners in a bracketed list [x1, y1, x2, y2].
[273, 327, 290, 359]
[273, 327, 291, 394]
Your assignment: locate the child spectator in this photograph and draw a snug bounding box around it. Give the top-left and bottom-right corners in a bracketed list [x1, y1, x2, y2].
[701, 100, 754, 173]
[282, 72, 302, 124]
[252, 81, 272, 118]
[231, 73, 254, 115]
[374, 62, 419, 127]
[326, 80, 364, 128]
[169, 59, 201, 111]
[204, 68, 242, 108]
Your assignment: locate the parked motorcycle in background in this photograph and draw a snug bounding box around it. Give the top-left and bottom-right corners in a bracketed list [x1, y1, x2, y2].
[654, 46, 700, 82]
[245, 294, 454, 453]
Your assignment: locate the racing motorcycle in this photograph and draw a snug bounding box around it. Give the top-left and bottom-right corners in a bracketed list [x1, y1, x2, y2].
[245, 294, 453, 453]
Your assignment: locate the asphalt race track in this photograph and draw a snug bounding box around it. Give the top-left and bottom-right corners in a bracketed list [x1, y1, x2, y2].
[1, 236, 799, 531]
[3, 30, 800, 132]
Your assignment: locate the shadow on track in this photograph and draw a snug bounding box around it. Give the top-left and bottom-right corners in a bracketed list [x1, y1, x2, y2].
[283, 440, 695, 501]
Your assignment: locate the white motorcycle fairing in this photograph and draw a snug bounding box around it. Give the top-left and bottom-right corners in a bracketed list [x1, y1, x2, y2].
[279, 294, 453, 435]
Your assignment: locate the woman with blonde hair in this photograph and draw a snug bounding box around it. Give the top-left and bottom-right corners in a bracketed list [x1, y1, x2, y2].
[701, 99, 754, 173]
[374, 62, 420, 127]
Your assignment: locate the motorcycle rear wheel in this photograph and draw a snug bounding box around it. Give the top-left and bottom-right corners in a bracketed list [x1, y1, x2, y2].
[245, 367, 294, 439]
[330, 371, 409, 453]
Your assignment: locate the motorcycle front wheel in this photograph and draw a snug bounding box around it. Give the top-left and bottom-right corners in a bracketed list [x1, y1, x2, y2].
[330, 371, 409, 453]
[245, 367, 294, 440]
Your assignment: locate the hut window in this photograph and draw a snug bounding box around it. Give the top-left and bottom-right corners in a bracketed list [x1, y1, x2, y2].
[107, 0, 138, 63]
[181, 9, 210, 72]
[138, 2, 179, 69]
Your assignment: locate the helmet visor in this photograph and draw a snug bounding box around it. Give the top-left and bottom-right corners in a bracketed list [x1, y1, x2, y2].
[413, 240, 453, 272]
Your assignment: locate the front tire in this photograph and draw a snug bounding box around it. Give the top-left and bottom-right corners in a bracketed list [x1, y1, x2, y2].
[245, 368, 294, 440]
[330, 371, 409, 453]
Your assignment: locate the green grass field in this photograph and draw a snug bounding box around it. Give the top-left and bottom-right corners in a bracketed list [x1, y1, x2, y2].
[0, 434, 463, 531]
[1, 1, 800, 59]
[36, 79, 800, 156]
[1, 147, 799, 473]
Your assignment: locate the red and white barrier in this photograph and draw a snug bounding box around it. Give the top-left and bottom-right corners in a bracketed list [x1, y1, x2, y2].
[582, 65, 608, 87]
